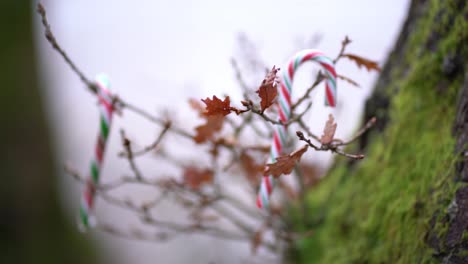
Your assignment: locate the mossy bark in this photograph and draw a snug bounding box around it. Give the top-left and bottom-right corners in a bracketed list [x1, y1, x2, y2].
[0, 1, 97, 263]
[288, 0, 468, 263]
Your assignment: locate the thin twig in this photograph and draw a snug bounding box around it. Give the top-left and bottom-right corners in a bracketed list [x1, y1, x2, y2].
[37, 3, 94, 91]
[120, 130, 144, 180]
[118, 100, 194, 139]
[120, 120, 171, 157]
[333, 35, 352, 64]
[334, 117, 377, 146]
[231, 58, 252, 100]
[296, 131, 364, 160]
[291, 72, 324, 111]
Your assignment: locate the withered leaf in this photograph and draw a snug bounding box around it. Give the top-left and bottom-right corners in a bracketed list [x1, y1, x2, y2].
[321, 114, 337, 145]
[337, 74, 360, 87]
[251, 227, 264, 255]
[265, 145, 309, 178]
[256, 66, 279, 112]
[191, 210, 219, 223]
[193, 114, 224, 143]
[183, 166, 214, 190]
[240, 152, 264, 186]
[343, 53, 381, 72]
[202, 96, 232, 116]
[188, 98, 205, 117]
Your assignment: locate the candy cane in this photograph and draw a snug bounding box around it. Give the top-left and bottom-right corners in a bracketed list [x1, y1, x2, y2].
[256, 49, 337, 209]
[79, 74, 114, 229]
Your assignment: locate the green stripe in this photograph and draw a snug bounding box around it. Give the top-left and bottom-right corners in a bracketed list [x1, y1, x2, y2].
[91, 159, 99, 183]
[100, 116, 109, 139]
[326, 72, 336, 88]
[278, 126, 287, 146]
[279, 97, 290, 118]
[262, 193, 269, 208]
[294, 56, 302, 70]
[283, 72, 292, 92]
[79, 206, 88, 227]
[317, 55, 333, 65]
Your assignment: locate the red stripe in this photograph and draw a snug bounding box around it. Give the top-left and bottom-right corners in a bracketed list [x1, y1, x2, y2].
[280, 83, 291, 106]
[321, 63, 337, 78]
[95, 81, 112, 98]
[265, 177, 272, 194]
[277, 104, 287, 122]
[325, 84, 335, 107]
[96, 143, 103, 163]
[99, 96, 113, 115]
[288, 62, 294, 80]
[256, 196, 262, 208]
[273, 131, 282, 153]
[302, 51, 322, 62]
[85, 181, 95, 207]
[97, 136, 105, 151]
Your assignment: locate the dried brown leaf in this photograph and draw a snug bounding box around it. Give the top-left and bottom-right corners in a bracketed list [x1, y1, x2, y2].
[183, 166, 214, 190]
[193, 114, 224, 143]
[188, 98, 205, 117]
[201, 96, 232, 116]
[321, 114, 337, 145]
[256, 66, 279, 112]
[191, 210, 219, 223]
[265, 145, 309, 178]
[343, 53, 381, 72]
[251, 228, 264, 255]
[240, 152, 263, 186]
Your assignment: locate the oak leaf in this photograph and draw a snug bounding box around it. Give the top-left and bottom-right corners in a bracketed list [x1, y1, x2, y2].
[265, 145, 308, 178]
[251, 228, 264, 255]
[193, 114, 224, 143]
[191, 210, 219, 223]
[343, 53, 381, 72]
[201, 96, 232, 116]
[256, 66, 279, 112]
[183, 166, 214, 190]
[321, 114, 337, 145]
[188, 98, 205, 116]
[240, 152, 264, 186]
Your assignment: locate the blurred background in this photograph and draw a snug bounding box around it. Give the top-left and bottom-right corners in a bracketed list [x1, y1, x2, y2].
[1, 0, 409, 263]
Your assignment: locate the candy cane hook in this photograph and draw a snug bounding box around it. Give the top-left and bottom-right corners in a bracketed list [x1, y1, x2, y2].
[257, 49, 337, 209]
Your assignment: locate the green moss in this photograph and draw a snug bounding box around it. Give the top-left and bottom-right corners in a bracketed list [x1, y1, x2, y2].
[288, 0, 468, 263]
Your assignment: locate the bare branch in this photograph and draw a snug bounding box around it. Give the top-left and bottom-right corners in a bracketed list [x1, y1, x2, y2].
[120, 130, 144, 180]
[296, 131, 365, 160]
[333, 35, 352, 64]
[37, 3, 94, 91]
[120, 120, 171, 157]
[334, 117, 377, 146]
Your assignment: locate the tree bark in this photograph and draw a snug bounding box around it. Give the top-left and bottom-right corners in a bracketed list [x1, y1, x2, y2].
[290, 0, 468, 263]
[0, 1, 97, 263]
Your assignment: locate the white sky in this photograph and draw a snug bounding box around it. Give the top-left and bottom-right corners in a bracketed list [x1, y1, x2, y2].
[34, 0, 410, 263]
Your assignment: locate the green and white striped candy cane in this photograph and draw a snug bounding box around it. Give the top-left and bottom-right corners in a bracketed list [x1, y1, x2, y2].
[79, 74, 114, 229]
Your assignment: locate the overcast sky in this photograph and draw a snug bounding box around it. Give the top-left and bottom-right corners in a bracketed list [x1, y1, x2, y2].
[35, 0, 410, 263]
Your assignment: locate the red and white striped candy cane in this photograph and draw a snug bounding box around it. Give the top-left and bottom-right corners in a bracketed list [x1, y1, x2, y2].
[79, 74, 114, 229]
[256, 49, 337, 209]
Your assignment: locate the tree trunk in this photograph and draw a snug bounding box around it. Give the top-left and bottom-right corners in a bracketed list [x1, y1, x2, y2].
[289, 0, 468, 263]
[0, 1, 97, 263]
